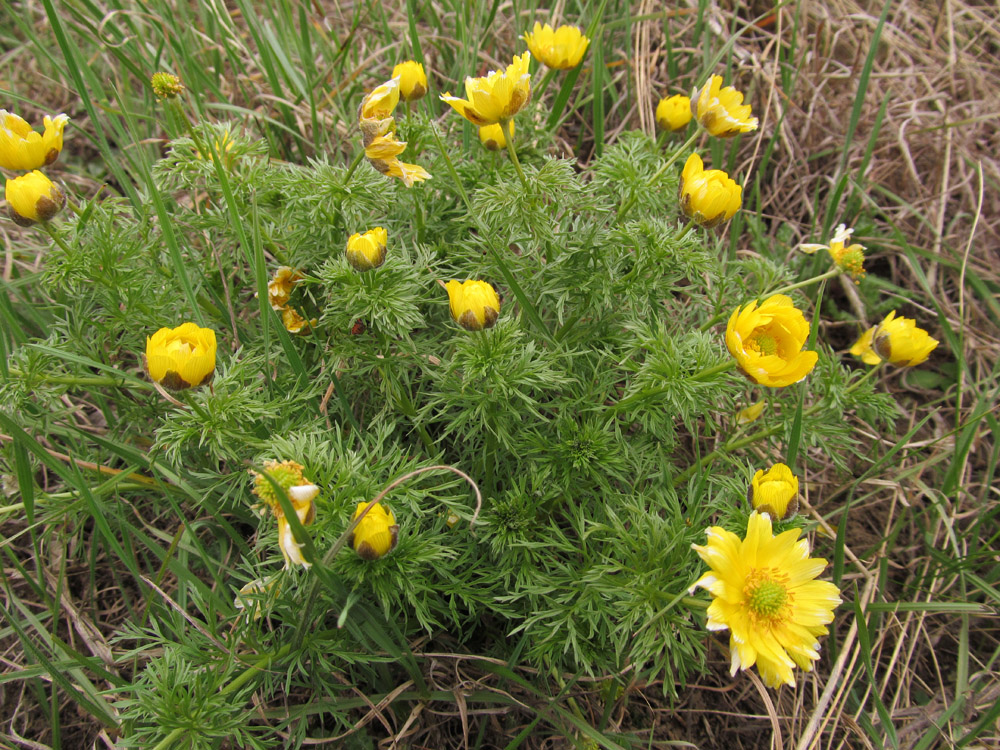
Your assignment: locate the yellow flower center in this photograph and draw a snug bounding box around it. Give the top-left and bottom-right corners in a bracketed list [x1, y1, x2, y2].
[750, 333, 778, 356]
[744, 568, 791, 621]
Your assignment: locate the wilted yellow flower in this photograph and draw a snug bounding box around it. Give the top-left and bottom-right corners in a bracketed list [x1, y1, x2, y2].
[145, 323, 217, 390]
[655, 95, 692, 132]
[750, 463, 799, 520]
[267, 267, 303, 310]
[479, 121, 513, 151]
[849, 326, 881, 365]
[523, 23, 590, 70]
[690, 75, 758, 138]
[801, 224, 865, 281]
[346, 227, 388, 271]
[249, 460, 319, 569]
[736, 401, 766, 425]
[441, 52, 531, 126]
[726, 295, 818, 387]
[872, 311, 939, 367]
[5, 171, 66, 226]
[679, 153, 742, 228]
[0, 110, 69, 170]
[690, 512, 842, 688]
[150, 72, 183, 100]
[281, 307, 316, 334]
[359, 78, 401, 120]
[349, 501, 399, 560]
[392, 60, 428, 101]
[444, 279, 501, 331]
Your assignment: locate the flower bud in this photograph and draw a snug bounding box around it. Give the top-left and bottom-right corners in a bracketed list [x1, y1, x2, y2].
[736, 401, 765, 425]
[150, 72, 184, 100]
[349, 501, 399, 560]
[872, 311, 938, 367]
[679, 153, 742, 228]
[479, 122, 512, 151]
[749, 464, 799, 520]
[444, 279, 501, 331]
[345, 227, 388, 271]
[655, 95, 692, 132]
[5, 171, 66, 226]
[359, 78, 400, 121]
[0, 110, 69, 170]
[145, 322, 217, 390]
[392, 61, 428, 102]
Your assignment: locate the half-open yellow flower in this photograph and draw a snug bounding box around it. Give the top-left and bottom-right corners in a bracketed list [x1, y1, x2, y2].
[691, 512, 842, 688]
[680, 153, 742, 228]
[444, 279, 501, 331]
[872, 311, 938, 367]
[0, 111, 69, 170]
[346, 227, 388, 271]
[349, 501, 399, 560]
[145, 323, 217, 390]
[359, 78, 400, 120]
[479, 121, 512, 151]
[440, 53, 531, 126]
[5, 171, 65, 226]
[655, 95, 692, 132]
[726, 295, 818, 387]
[524, 23, 590, 70]
[750, 463, 799, 520]
[849, 326, 882, 365]
[690, 75, 758, 138]
[392, 60, 428, 101]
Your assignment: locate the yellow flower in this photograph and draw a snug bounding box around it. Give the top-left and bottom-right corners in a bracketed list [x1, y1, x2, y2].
[679, 153, 742, 228]
[359, 78, 400, 121]
[349, 501, 399, 560]
[736, 401, 766, 425]
[444, 279, 501, 331]
[872, 311, 939, 367]
[150, 72, 183, 100]
[750, 464, 799, 520]
[440, 53, 531, 126]
[5, 171, 66, 227]
[690, 512, 842, 688]
[249, 460, 319, 569]
[145, 323, 217, 390]
[0, 110, 69, 170]
[281, 306, 316, 334]
[392, 60, 428, 101]
[346, 227, 388, 272]
[655, 95, 692, 132]
[690, 75, 758, 138]
[267, 266, 303, 310]
[479, 121, 513, 151]
[801, 224, 865, 281]
[849, 326, 881, 365]
[726, 295, 818, 387]
[523, 23, 590, 70]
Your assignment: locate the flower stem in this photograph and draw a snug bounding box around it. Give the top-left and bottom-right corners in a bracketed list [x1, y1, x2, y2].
[616, 130, 699, 223]
[501, 119, 529, 191]
[38, 223, 73, 255]
[343, 149, 366, 185]
[673, 217, 698, 242]
[767, 268, 840, 298]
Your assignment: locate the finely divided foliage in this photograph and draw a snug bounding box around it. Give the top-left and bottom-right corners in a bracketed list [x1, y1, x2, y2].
[0, 0, 991, 747]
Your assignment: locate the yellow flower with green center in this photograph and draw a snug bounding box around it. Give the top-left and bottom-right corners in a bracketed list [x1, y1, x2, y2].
[392, 60, 428, 102]
[349, 501, 399, 560]
[679, 153, 742, 228]
[872, 311, 939, 367]
[690, 75, 758, 138]
[849, 326, 881, 365]
[655, 94, 692, 132]
[750, 463, 799, 520]
[0, 110, 69, 170]
[726, 295, 818, 387]
[444, 279, 501, 331]
[690, 512, 842, 688]
[346, 227, 388, 271]
[523, 23, 590, 70]
[145, 323, 217, 390]
[5, 171, 66, 226]
[150, 72, 183, 100]
[440, 53, 531, 127]
[250, 460, 319, 569]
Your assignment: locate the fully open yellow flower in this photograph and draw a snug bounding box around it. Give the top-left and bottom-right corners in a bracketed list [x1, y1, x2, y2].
[440, 53, 531, 126]
[5, 171, 65, 226]
[444, 279, 501, 331]
[750, 464, 799, 520]
[524, 23, 590, 70]
[690, 512, 842, 688]
[349, 501, 399, 560]
[849, 326, 881, 365]
[392, 60, 428, 101]
[655, 95, 692, 132]
[690, 75, 758, 138]
[346, 227, 388, 271]
[479, 121, 513, 151]
[872, 311, 938, 367]
[680, 153, 742, 228]
[145, 323, 217, 390]
[0, 111, 69, 170]
[726, 295, 818, 387]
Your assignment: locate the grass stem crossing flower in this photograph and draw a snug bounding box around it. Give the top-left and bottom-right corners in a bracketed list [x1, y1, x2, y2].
[349, 501, 399, 560]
